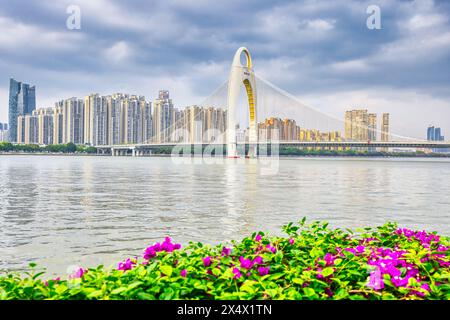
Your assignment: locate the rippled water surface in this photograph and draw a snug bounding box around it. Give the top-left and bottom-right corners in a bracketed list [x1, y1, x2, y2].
[1, 155, 449, 275]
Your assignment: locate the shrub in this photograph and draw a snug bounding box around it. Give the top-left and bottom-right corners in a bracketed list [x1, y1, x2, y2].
[0, 220, 449, 300]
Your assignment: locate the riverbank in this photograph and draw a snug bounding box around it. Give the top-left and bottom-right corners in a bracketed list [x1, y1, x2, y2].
[1, 220, 448, 300]
[2, 152, 450, 158]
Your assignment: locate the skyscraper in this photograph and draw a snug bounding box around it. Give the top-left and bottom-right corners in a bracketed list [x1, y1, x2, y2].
[8, 78, 36, 142]
[63, 97, 84, 144]
[153, 90, 174, 143]
[381, 113, 389, 142]
[36, 108, 54, 145]
[84, 94, 109, 146]
[368, 114, 377, 142]
[344, 109, 369, 141]
[427, 126, 435, 141]
[53, 102, 64, 145]
[107, 94, 123, 145]
[140, 99, 152, 144]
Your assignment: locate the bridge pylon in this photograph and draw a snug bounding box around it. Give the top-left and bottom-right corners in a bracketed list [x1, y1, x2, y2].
[227, 47, 258, 158]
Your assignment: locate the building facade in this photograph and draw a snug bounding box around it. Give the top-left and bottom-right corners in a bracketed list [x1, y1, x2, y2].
[0, 123, 8, 142]
[8, 78, 36, 142]
[152, 90, 174, 143]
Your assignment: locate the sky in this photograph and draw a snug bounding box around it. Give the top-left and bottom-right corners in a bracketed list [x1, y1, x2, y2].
[0, 0, 449, 139]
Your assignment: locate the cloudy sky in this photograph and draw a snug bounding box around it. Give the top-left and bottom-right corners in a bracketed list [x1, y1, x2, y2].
[1, 0, 449, 138]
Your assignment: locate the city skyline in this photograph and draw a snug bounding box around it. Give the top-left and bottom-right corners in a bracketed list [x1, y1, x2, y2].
[1, 1, 450, 139]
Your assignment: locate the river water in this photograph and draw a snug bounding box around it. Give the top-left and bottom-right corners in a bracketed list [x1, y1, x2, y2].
[0, 155, 449, 275]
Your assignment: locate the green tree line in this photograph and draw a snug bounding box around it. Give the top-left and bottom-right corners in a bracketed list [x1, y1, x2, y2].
[0, 142, 97, 154]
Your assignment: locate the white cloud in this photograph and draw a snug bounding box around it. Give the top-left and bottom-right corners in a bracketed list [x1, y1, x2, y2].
[305, 19, 335, 31]
[330, 59, 372, 72]
[104, 41, 132, 65]
[0, 16, 84, 52]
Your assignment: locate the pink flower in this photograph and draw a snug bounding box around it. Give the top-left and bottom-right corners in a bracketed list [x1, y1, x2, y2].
[232, 267, 242, 279]
[323, 253, 335, 266]
[239, 256, 254, 269]
[143, 238, 181, 260]
[356, 245, 365, 254]
[118, 258, 135, 271]
[289, 238, 295, 245]
[69, 267, 86, 279]
[221, 247, 231, 256]
[203, 256, 212, 267]
[367, 268, 384, 290]
[44, 277, 60, 286]
[266, 244, 277, 254]
[258, 266, 270, 276]
[255, 234, 262, 242]
[180, 269, 187, 278]
[253, 256, 264, 265]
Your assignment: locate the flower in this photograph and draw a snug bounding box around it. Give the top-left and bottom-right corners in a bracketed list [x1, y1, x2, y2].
[289, 238, 295, 245]
[118, 258, 135, 271]
[221, 247, 231, 256]
[203, 256, 212, 267]
[180, 269, 187, 278]
[44, 277, 60, 286]
[367, 268, 384, 290]
[69, 267, 86, 279]
[143, 237, 181, 260]
[255, 234, 262, 242]
[143, 247, 156, 260]
[258, 266, 270, 276]
[253, 256, 264, 265]
[239, 256, 254, 269]
[266, 244, 277, 254]
[356, 245, 365, 254]
[232, 267, 242, 279]
[323, 253, 335, 266]
[325, 288, 334, 298]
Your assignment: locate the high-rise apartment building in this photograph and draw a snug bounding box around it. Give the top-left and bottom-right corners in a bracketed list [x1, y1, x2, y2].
[141, 99, 153, 144]
[153, 90, 174, 143]
[35, 108, 54, 145]
[84, 94, 109, 146]
[107, 94, 123, 145]
[63, 98, 84, 144]
[381, 113, 390, 142]
[53, 102, 64, 144]
[122, 95, 144, 144]
[23, 114, 38, 144]
[345, 109, 369, 141]
[8, 78, 36, 142]
[368, 113, 377, 142]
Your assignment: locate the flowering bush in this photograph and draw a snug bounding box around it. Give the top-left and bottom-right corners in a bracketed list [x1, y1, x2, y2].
[0, 219, 449, 300]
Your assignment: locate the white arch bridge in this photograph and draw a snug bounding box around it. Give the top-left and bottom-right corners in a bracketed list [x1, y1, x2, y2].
[98, 47, 449, 157]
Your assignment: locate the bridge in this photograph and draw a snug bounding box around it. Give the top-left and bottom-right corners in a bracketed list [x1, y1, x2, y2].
[96, 141, 450, 156]
[95, 47, 448, 157]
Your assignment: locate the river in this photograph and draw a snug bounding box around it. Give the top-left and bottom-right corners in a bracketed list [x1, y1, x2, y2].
[0, 155, 449, 275]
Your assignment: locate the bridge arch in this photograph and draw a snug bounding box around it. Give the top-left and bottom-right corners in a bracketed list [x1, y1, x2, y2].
[227, 47, 258, 157]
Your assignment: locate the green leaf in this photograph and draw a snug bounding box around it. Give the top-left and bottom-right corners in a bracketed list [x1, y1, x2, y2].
[241, 280, 257, 294]
[87, 290, 103, 299]
[160, 265, 173, 277]
[111, 287, 127, 295]
[321, 267, 334, 277]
